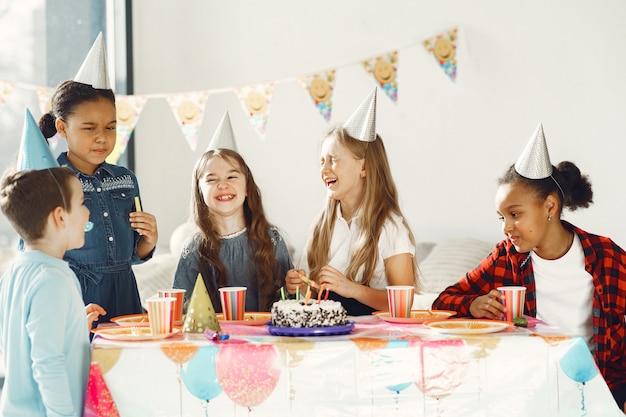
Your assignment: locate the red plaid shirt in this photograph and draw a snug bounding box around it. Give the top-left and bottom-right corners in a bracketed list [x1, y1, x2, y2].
[432, 221, 626, 391]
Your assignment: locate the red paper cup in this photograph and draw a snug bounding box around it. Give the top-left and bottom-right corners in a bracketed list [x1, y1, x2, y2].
[146, 296, 176, 335]
[497, 286, 526, 322]
[157, 289, 186, 325]
[219, 287, 247, 320]
[386, 285, 415, 318]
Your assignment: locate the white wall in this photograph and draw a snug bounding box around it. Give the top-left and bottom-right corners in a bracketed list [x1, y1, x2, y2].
[131, 0, 626, 260]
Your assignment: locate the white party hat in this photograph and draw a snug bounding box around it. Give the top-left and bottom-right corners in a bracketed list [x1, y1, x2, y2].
[343, 87, 377, 142]
[514, 123, 553, 179]
[74, 32, 111, 89]
[16, 109, 59, 171]
[207, 111, 239, 152]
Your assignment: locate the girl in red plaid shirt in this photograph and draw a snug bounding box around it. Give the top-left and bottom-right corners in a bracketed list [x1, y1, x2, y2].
[433, 125, 626, 411]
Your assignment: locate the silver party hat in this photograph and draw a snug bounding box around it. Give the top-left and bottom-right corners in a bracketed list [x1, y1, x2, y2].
[16, 109, 59, 171]
[514, 123, 552, 179]
[74, 32, 111, 89]
[343, 87, 377, 142]
[207, 111, 239, 152]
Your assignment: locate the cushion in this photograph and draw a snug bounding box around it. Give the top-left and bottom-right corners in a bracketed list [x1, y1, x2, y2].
[418, 238, 494, 294]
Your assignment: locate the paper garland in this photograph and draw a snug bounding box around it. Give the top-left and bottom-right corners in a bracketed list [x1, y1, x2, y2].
[362, 51, 398, 103]
[297, 70, 336, 122]
[1, 28, 461, 151]
[116, 95, 148, 154]
[166, 91, 209, 151]
[235, 83, 274, 141]
[424, 27, 458, 82]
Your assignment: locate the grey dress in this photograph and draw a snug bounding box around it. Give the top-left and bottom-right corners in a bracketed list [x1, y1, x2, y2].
[172, 227, 292, 312]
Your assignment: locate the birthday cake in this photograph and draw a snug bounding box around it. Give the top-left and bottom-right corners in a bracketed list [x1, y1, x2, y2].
[271, 299, 347, 328]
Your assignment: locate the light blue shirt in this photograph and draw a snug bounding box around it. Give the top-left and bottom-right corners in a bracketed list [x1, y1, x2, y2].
[0, 250, 90, 417]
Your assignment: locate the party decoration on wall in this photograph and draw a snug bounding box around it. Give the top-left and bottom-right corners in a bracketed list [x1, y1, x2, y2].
[17, 108, 59, 171]
[84, 362, 121, 417]
[105, 131, 123, 164]
[362, 51, 398, 103]
[182, 273, 221, 333]
[181, 345, 222, 417]
[234, 83, 274, 141]
[116, 95, 148, 155]
[216, 343, 281, 410]
[90, 348, 123, 375]
[275, 337, 315, 411]
[297, 70, 336, 122]
[166, 91, 209, 151]
[424, 27, 458, 82]
[0, 81, 15, 109]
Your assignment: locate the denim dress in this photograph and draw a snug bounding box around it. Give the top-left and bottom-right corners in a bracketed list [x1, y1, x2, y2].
[58, 153, 152, 322]
[172, 227, 292, 312]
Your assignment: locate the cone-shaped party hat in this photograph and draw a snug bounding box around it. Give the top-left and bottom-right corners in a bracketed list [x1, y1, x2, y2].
[343, 87, 377, 142]
[182, 274, 221, 333]
[74, 32, 111, 89]
[514, 123, 552, 179]
[16, 109, 59, 171]
[207, 111, 239, 152]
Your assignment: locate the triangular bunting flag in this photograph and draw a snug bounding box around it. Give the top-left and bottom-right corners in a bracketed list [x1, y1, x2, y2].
[182, 274, 221, 334]
[234, 83, 274, 141]
[362, 51, 398, 103]
[84, 362, 121, 417]
[424, 28, 459, 82]
[35, 87, 60, 149]
[297, 70, 336, 122]
[0, 81, 15, 109]
[166, 91, 209, 151]
[115, 95, 147, 154]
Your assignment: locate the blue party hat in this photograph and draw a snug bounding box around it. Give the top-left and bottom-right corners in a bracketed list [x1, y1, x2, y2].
[16, 109, 59, 171]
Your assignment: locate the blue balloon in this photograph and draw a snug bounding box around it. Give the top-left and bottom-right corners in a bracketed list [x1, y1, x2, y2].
[181, 345, 222, 401]
[559, 336, 599, 384]
[385, 339, 412, 394]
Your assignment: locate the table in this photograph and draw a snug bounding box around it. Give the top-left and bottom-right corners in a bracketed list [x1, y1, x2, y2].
[86, 316, 623, 417]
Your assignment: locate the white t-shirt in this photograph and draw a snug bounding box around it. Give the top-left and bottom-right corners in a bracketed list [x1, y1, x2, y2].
[322, 207, 415, 290]
[531, 234, 594, 349]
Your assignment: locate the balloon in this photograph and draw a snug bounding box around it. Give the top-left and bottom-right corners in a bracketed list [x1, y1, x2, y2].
[216, 343, 281, 409]
[274, 337, 314, 368]
[181, 345, 222, 401]
[351, 337, 389, 351]
[161, 342, 199, 365]
[385, 339, 412, 394]
[559, 336, 599, 384]
[91, 347, 123, 374]
[413, 339, 468, 399]
[465, 335, 500, 359]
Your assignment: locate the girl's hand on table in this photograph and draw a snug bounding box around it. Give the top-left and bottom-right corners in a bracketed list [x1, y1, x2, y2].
[469, 290, 506, 320]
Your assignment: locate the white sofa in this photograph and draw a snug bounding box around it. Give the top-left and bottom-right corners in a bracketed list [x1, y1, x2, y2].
[133, 222, 495, 311]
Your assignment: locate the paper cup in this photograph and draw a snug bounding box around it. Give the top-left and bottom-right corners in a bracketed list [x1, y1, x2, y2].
[157, 289, 186, 325]
[497, 286, 526, 322]
[386, 285, 415, 318]
[146, 296, 176, 335]
[219, 287, 247, 320]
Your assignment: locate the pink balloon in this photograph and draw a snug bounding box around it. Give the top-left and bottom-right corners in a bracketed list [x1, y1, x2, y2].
[412, 339, 468, 399]
[216, 343, 281, 409]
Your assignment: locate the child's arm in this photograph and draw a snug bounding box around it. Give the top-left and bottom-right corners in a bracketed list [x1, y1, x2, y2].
[86, 303, 106, 331]
[129, 210, 159, 259]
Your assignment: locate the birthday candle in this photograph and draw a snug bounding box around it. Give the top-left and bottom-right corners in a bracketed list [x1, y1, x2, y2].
[280, 287, 286, 301]
[296, 286, 300, 300]
[134, 196, 142, 212]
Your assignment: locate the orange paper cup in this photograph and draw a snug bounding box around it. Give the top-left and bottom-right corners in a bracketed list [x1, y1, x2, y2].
[146, 296, 176, 335]
[386, 285, 415, 318]
[497, 286, 526, 322]
[157, 289, 186, 324]
[218, 287, 247, 320]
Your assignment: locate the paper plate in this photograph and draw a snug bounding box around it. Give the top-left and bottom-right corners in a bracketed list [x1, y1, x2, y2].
[373, 310, 456, 324]
[266, 320, 355, 337]
[110, 313, 150, 327]
[92, 327, 180, 341]
[424, 319, 511, 335]
[216, 312, 271, 326]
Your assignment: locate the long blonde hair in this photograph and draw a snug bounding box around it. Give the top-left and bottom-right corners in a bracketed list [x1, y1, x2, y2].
[306, 127, 419, 290]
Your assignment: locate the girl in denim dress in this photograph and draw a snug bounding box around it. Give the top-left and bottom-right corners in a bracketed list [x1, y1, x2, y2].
[38, 80, 158, 322]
